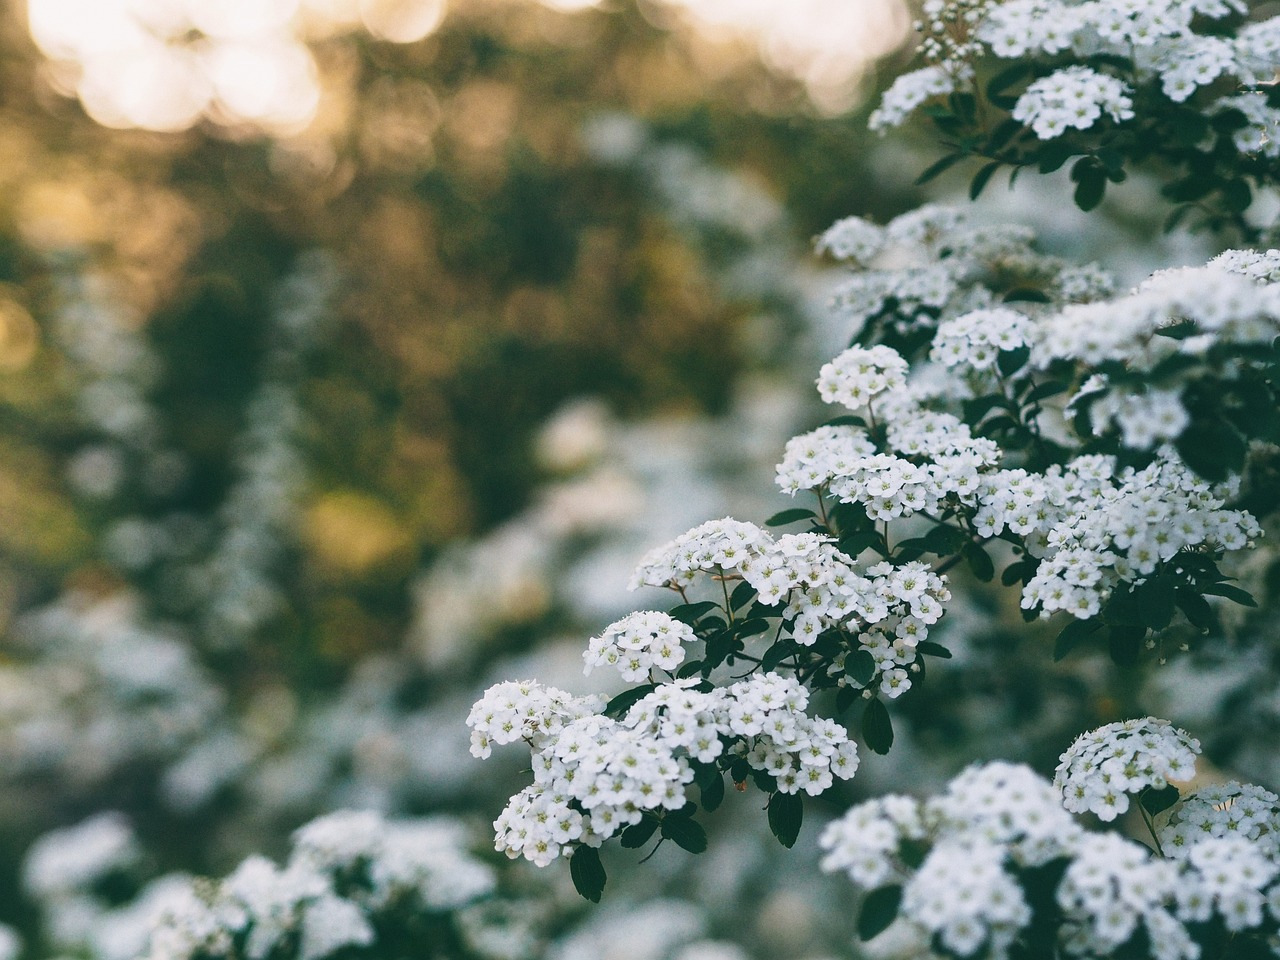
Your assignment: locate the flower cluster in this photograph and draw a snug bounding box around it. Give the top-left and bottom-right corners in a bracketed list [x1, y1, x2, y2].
[1011, 66, 1134, 140]
[583, 611, 695, 681]
[1054, 718, 1199, 821]
[1159, 782, 1280, 857]
[821, 732, 1280, 960]
[1176, 837, 1278, 932]
[816, 345, 909, 410]
[140, 810, 506, 960]
[1055, 834, 1189, 960]
[476, 674, 858, 868]
[931, 307, 1033, 373]
[467, 681, 603, 760]
[629, 518, 771, 591]
[817, 206, 1114, 341]
[985, 453, 1262, 619]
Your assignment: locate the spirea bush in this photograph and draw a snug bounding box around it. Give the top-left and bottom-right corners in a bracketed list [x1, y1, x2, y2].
[873, 0, 1280, 234]
[469, 2, 1280, 957]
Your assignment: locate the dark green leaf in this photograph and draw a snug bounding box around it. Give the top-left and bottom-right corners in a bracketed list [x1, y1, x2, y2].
[761, 640, 793, 672]
[729, 580, 757, 611]
[669, 602, 719, 626]
[1026, 380, 1068, 403]
[964, 541, 995, 582]
[620, 818, 659, 849]
[1200, 582, 1257, 607]
[768, 791, 804, 848]
[701, 772, 726, 812]
[1073, 162, 1107, 211]
[997, 345, 1031, 377]
[857, 885, 903, 941]
[570, 845, 607, 902]
[1138, 575, 1177, 631]
[916, 640, 952, 659]
[824, 414, 867, 428]
[1054, 619, 1100, 661]
[915, 152, 967, 185]
[986, 118, 1024, 153]
[846, 648, 878, 686]
[1175, 418, 1246, 481]
[969, 160, 1002, 200]
[733, 618, 771, 640]
[661, 815, 708, 853]
[1176, 586, 1220, 633]
[604, 684, 657, 718]
[704, 630, 739, 670]
[986, 61, 1032, 97]
[862, 698, 894, 755]
[1036, 141, 1075, 174]
[836, 684, 860, 714]
[1222, 178, 1252, 213]
[1108, 624, 1146, 666]
[1140, 784, 1181, 817]
[1002, 287, 1052, 304]
[922, 523, 968, 554]
[766, 508, 818, 527]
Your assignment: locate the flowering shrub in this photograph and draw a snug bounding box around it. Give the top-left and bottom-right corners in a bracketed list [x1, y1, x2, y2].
[468, 1, 1280, 934]
[873, 0, 1280, 232]
[470, 203, 1277, 900]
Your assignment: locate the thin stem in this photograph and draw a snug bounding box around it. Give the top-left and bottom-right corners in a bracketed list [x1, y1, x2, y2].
[1138, 799, 1166, 858]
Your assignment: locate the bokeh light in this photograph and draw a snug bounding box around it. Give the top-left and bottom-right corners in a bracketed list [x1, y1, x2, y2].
[27, 0, 908, 133]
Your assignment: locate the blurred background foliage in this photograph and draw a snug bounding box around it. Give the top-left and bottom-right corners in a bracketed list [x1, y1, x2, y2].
[0, 0, 927, 949]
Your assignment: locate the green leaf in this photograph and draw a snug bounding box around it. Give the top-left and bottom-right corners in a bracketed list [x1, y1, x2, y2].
[1036, 141, 1075, 174]
[922, 523, 968, 555]
[997, 345, 1031, 377]
[766, 508, 818, 527]
[1002, 287, 1052, 305]
[1072, 158, 1107, 211]
[620, 818, 659, 849]
[570, 845, 607, 902]
[862, 698, 894, 755]
[964, 541, 995, 582]
[1140, 784, 1181, 817]
[761, 640, 793, 672]
[1138, 575, 1177, 631]
[846, 648, 878, 686]
[857, 885, 903, 941]
[969, 160, 1002, 200]
[604, 683, 657, 718]
[704, 630, 738, 670]
[1222, 178, 1252, 213]
[1200, 582, 1257, 607]
[1108, 624, 1146, 666]
[669, 602, 719, 626]
[1175, 418, 1246, 482]
[986, 61, 1032, 97]
[1026, 380, 1068, 403]
[916, 640, 952, 659]
[836, 684, 859, 715]
[1176, 586, 1219, 633]
[1054, 619, 1100, 661]
[660, 815, 708, 854]
[915, 152, 967, 185]
[823, 414, 867, 428]
[729, 580, 757, 611]
[733, 618, 771, 640]
[701, 771, 726, 812]
[768, 791, 804, 848]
